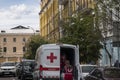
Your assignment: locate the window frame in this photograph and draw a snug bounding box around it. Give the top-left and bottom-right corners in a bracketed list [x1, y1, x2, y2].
[3, 47, 7, 52]
[3, 38, 7, 42]
[13, 47, 16, 52]
[13, 38, 16, 42]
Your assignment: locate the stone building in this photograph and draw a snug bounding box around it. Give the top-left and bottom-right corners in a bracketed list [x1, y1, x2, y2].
[0, 25, 39, 62]
[39, 0, 95, 42]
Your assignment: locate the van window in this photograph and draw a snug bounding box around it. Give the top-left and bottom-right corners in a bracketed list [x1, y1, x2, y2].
[61, 47, 75, 64]
[82, 65, 96, 73]
[35, 52, 39, 61]
[35, 48, 42, 61]
[91, 69, 102, 78]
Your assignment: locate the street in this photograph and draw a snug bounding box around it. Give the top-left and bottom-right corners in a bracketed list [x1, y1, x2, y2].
[0, 76, 18, 80]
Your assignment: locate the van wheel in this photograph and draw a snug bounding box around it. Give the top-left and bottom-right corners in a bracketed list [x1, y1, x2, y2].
[13, 74, 16, 77]
[21, 76, 25, 80]
[18, 76, 20, 79]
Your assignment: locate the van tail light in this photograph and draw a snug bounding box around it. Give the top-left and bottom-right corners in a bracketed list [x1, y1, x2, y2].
[40, 75, 42, 78]
[39, 65, 43, 78]
[39, 65, 43, 71]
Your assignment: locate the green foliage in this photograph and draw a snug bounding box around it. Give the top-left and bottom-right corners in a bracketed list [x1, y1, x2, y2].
[24, 35, 49, 59]
[60, 9, 102, 63]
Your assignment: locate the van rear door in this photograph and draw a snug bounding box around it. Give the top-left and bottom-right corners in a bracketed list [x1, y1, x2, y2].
[41, 45, 60, 78]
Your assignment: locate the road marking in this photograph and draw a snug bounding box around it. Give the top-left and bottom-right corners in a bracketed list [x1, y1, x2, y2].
[12, 78, 16, 80]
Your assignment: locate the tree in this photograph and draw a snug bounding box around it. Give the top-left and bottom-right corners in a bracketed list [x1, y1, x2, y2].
[24, 35, 49, 59]
[60, 9, 102, 63]
[96, 0, 120, 66]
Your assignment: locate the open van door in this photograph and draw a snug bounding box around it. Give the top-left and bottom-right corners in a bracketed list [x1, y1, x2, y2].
[75, 45, 81, 80]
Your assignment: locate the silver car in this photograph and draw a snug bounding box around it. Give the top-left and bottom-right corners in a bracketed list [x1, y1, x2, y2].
[0, 62, 16, 76]
[84, 67, 120, 80]
[79, 64, 97, 80]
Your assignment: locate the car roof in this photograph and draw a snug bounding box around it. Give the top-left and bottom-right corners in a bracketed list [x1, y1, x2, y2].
[0, 62, 16, 66]
[92, 67, 120, 72]
[21, 59, 35, 62]
[1, 62, 16, 64]
[104, 67, 120, 70]
[80, 64, 97, 67]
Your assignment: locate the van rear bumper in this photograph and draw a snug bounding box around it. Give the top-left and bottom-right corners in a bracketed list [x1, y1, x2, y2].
[40, 78, 59, 80]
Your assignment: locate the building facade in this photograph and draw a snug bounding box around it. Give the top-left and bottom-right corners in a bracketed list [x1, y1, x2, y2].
[0, 25, 39, 62]
[40, 0, 95, 42]
[39, 0, 120, 66]
[40, 0, 59, 42]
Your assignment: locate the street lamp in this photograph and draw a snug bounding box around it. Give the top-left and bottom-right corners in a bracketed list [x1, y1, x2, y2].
[28, 26, 35, 35]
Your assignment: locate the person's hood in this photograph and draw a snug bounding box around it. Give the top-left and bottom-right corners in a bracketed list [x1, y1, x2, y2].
[105, 78, 120, 80]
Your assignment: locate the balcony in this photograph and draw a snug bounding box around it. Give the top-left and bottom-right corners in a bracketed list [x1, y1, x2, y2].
[59, 0, 68, 5]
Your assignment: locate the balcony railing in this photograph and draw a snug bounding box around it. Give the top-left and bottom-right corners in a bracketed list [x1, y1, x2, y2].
[59, 0, 68, 5]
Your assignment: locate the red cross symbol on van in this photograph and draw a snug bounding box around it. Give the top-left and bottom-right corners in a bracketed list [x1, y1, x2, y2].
[47, 53, 57, 63]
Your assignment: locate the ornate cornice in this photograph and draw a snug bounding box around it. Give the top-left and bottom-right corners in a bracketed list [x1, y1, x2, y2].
[39, 0, 51, 15]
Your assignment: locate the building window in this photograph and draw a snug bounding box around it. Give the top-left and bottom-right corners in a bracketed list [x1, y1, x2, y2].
[23, 38, 26, 42]
[3, 47, 7, 52]
[3, 38, 7, 42]
[90, 0, 92, 3]
[83, 0, 85, 8]
[13, 47, 16, 52]
[13, 38, 16, 42]
[23, 46, 26, 52]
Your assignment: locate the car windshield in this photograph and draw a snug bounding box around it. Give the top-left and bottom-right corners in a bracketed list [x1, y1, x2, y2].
[82, 66, 96, 73]
[1, 63, 15, 66]
[22, 61, 34, 66]
[104, 68, 120, 78]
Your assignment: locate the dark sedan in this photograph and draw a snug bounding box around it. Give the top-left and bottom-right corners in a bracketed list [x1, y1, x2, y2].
[16, 59, 35, 80]
[84, 67, 120, 80]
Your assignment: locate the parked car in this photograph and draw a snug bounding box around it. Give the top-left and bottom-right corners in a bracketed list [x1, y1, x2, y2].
[16, 59, 35, 80]
[79, 64, 97, 80]
[0, 62, 16, 76]
[84, 67, 120, 80]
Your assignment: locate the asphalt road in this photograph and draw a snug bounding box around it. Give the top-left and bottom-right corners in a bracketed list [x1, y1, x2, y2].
[0, 76, 18, 80]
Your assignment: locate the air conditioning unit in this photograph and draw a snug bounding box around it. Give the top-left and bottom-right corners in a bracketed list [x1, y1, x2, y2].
[59, 0, 68, 5]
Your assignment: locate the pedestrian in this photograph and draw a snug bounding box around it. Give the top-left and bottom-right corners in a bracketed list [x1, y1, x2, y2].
[114, 60, 120, 67]
[63, 60, 73, 80]
[61, 54, 66, 71]
[60, 54, 67, 80]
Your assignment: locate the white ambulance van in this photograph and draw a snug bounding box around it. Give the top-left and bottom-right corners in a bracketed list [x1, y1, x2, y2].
[33, 44, 80, 80]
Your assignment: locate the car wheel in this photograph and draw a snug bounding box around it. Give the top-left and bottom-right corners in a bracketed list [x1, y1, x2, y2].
[13, 73, 16, 77]
[18, 76, 21, 79]
[18, 76, 20, 79]
[21, 76, 25, 80]
[80, 78, 83, 80]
